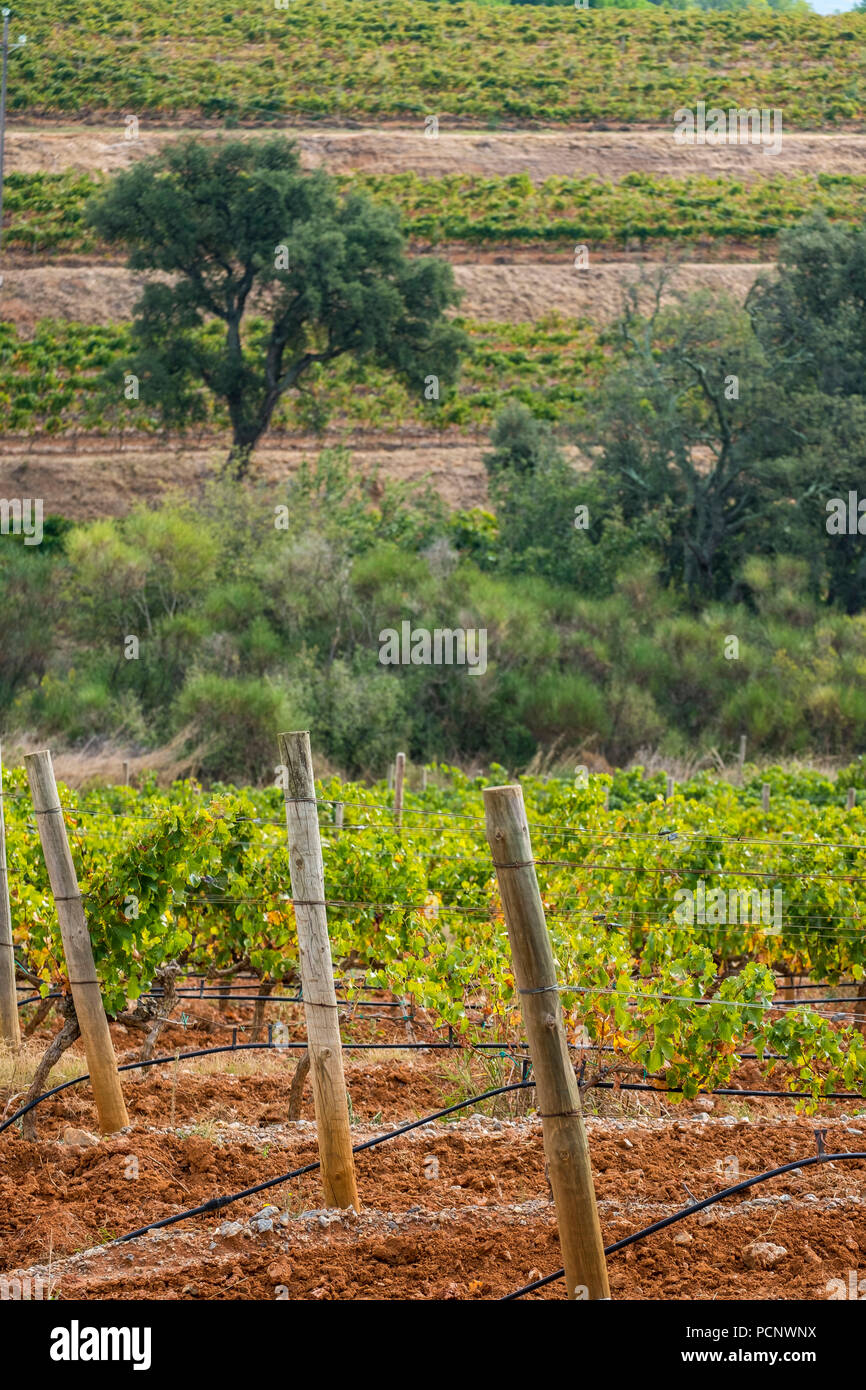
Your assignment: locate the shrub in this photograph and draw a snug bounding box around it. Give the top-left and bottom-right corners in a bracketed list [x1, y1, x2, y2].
[175, 675, 302, 783]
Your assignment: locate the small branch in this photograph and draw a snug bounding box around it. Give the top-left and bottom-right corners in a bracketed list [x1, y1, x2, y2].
[14, 960, 44, 988]
[23, 995, 55, 1038]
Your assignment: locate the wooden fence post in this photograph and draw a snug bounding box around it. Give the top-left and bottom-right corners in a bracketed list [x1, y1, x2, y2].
[665, 774, 674, 801]
[24, 750, 128, 1133]
[394, 751, 406, 829]
[421, 767, 428, 793]
[334, 802, 344, 838]
[737, 734, 747, 785]
[847, 787, 856, 812]
[0, 743, 21, 1050]
[484, 783, 610, 1301]
[278, 731, 359, 1211]
[762, 783, 770, 813]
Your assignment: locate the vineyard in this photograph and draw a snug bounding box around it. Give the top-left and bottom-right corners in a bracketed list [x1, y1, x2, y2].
[0, 316, 604, 435]
[5, 758, 866, 1103]
[3, 0, 866, 1328]
[3, 3, 866, 126]
[2, 750, 866, 1302]
[7, 169, 866, 253]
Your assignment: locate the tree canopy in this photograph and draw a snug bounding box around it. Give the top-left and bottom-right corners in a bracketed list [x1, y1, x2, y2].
[88, 136, 467, 475]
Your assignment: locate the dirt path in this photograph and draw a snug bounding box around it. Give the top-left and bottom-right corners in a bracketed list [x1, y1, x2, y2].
[6, 124, 866, 181]
[0, 260, 769, 330]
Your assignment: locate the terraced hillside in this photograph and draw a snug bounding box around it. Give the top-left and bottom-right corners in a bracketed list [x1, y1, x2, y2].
[3, 10, 866, 1319]
[1, 4, 865, 513]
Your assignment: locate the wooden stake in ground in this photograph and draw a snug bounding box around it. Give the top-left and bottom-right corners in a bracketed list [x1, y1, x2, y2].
[24, 750, 128, 1133]
[737, 734, 747, 785]
[762, 783, 770, 813]
[333, 802, 344, 838]
[278, 731, 359, 1211]
[394, 751, 406, 829]
[484, 783, 610, 1301]
[848, 787, 857, 812]
[0, 742, 21, 1050]
[665, 774, 674, 801]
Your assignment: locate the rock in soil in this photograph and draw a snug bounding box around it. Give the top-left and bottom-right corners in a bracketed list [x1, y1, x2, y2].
[743, 1241, 788, 1270]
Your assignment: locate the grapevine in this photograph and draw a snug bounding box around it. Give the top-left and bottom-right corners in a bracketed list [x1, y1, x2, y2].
[6, 760, 866, 1110]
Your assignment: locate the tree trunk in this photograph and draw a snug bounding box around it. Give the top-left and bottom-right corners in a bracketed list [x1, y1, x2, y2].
[22, 998, 81, 1141]
[288, 1049, 311, 1121]
[216, 973, 236, 1015]
[250, 978, 275, 1044]
[224, 440, 256, 480]
[139, 963, 181, 1063]
[113, 963, 182, 1061]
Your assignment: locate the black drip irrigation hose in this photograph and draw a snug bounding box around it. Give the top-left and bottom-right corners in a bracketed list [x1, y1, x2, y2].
[501, 1150, 866, 1300]
[2, 1037, 864, 1138]
[593, 1079, 864, 1102]
[3, 1037, 865, 1278]
[16, 990, 402, 1010]
[0, 1040, 529, 1136]
[13, 992, 852, 1068]
[115, 1080, 537, 1244]
[0, 1043, 281, 1135]
[142, 993, 405, 1008]
[14, 964, 393, 995]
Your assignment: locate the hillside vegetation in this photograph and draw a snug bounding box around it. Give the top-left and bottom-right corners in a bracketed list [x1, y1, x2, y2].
[6, 168, 866, 254]
[5, 3, 866, 126]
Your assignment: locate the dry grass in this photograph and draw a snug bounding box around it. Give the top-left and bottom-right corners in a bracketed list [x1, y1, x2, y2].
[0, 261, 768, 332]
[453, 260, 767, 325]
[0, 1040, 90, 1122]
[9, 126, 866, 182]
[189, 1044, 423, 1074]
[0, 1034, 424, 1132]
[627, 746, 857, 785]
[526, 739, 858, 788]
[2, 731, 199, 790]
[0, 436, 489, 521]
[2, 731, 857, 797]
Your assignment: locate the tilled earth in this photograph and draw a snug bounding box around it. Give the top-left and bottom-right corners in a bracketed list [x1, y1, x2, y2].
[2, 1043, 864, 1301]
